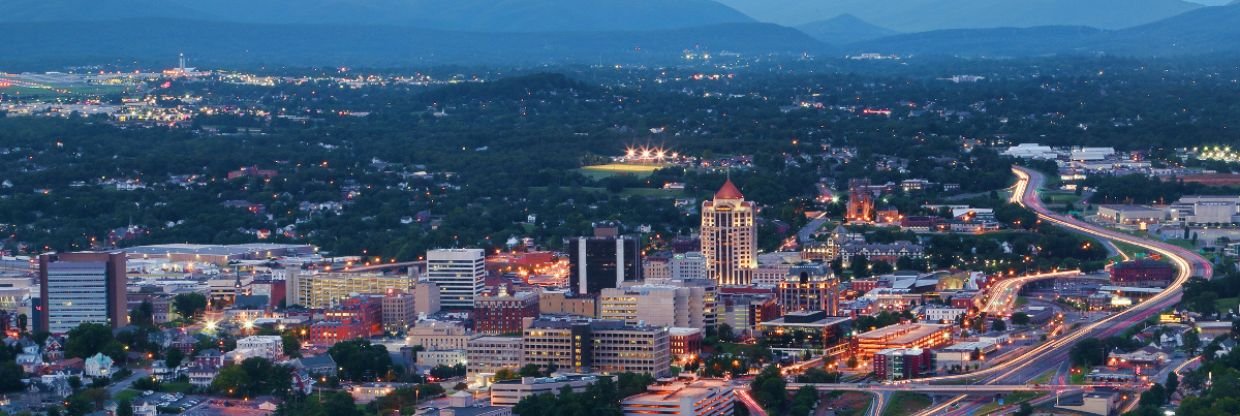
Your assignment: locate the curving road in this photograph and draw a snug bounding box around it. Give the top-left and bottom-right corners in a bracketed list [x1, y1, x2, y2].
[909, 167, 1212, 415]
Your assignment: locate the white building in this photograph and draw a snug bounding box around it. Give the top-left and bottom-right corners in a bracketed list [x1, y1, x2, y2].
[467, 336, 523, 377]
[426, 249, 486, 309]
[621, 378, 734, 416]
[669, 252, 707, 280]
[232, 335, 284, 363]
[921, 307, 966, 323]
[416, 349, 467, 369]
[84, 353, 115, 378]
[1002, 143, 1058, 160]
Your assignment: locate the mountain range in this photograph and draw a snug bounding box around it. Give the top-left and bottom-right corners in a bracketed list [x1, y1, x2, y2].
[0, 0, 755, 32]
[717, 0, 1204, 31]
[2, 0, 1240, 66]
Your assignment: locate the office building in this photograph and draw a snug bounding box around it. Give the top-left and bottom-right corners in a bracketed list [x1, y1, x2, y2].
[621, 378, 734, 416]
[381, 290, 415, 333]
[568, 236, 641, 295]
[600, 284, 708, 330]
[467, 336, 523, 377]
[407, 320, 472, 351]
[669, 327, 703, 359]
[474, 291, 539, 335]
[873, 348, 931, 381]
[538, 290, 598, 318]
[39, 252, 127, 334]
[426, 249, 486, 309]
[413, 281, 441, 315]
[777, 264, 840, 315]
[669, 252, 707, 280]
[700, 179, 757, 286]
[522, 318, 671, 377]
[756, 311, 851, 356]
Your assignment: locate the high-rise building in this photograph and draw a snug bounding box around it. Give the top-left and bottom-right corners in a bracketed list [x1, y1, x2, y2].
[700, 179, 756, 286]
[777, 263, 840, 315]
[39, 252, 127, 334]
[567, 236, 641, 295]
[426, 249, 486, 309]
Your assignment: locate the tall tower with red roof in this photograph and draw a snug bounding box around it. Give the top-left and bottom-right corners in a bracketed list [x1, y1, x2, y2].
[700, 179, 757, 286]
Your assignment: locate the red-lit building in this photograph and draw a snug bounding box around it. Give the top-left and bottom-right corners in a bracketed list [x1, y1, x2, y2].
[326, 295, 383, 337]
[951, 291, 980, 309]
[1110, 259, 1175, 287]
[473, 291, 539, 335]
[849, 279, 879, 293]
[669, 327, 703, 359]
[307, 320, 368, 345]
[873, 348, 932, 380]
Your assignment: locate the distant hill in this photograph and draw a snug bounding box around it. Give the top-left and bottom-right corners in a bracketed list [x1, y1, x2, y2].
[718, 0, 1202, 31]
[1101, 3, 1240, 55]
[796, 14, 897, 45]
[0, 19, 826, 68]
[849, 26, 1106, 57]
[849, 4, 1240, 57]
[0, 0, 756, 32]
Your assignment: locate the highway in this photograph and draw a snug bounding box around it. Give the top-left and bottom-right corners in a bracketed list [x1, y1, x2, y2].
[781, 166, 1212, 416]
[978, 270, 1082, 316]
[907, 166, 1213, 415]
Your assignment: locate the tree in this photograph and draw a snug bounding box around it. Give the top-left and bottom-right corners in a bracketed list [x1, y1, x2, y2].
[750, 366, 787, 413]
[211, 365, 251, 397]
[1011, 312, 1031, 326]
[991, 319, 1007, 332]
[116, 399, 134, 416]
[328, 339, 393, 382]
[129, 301, 154, 328]
[494, 368, 520, 381]
[1165, 372, 1179, 398]
[65, 323, 116, 360]
[16, 314, 27, 333]
[850, 255, 871, 278]
[0, 362, 24, 392]
[717, 323, 734, 342]
[1014, 402, 1034, 416]
[1139, 383, 1166, 406]
[1183, 330, 1201, 354]
[173, 293, 207, 319]
[519, 364, 543, 377]
[165, 348, 184, 368]
[281, 333, 301, 358]
[871, 260, 894, 275]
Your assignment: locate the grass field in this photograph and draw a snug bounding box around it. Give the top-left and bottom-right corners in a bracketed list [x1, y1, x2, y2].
[1215, 297, 1240, 315]
[578, 163, 665, 179]
[1, 84, 130, 98]
[529, 186, 684, 198]
[826, 391, 874, 416]
[883, 392, 932, 416]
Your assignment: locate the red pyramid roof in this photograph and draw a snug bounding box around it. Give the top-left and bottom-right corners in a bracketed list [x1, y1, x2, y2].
[715, 179, 743, 199]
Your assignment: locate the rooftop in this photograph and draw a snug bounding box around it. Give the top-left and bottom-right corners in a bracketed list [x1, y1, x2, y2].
[856, 323, 949, 344]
